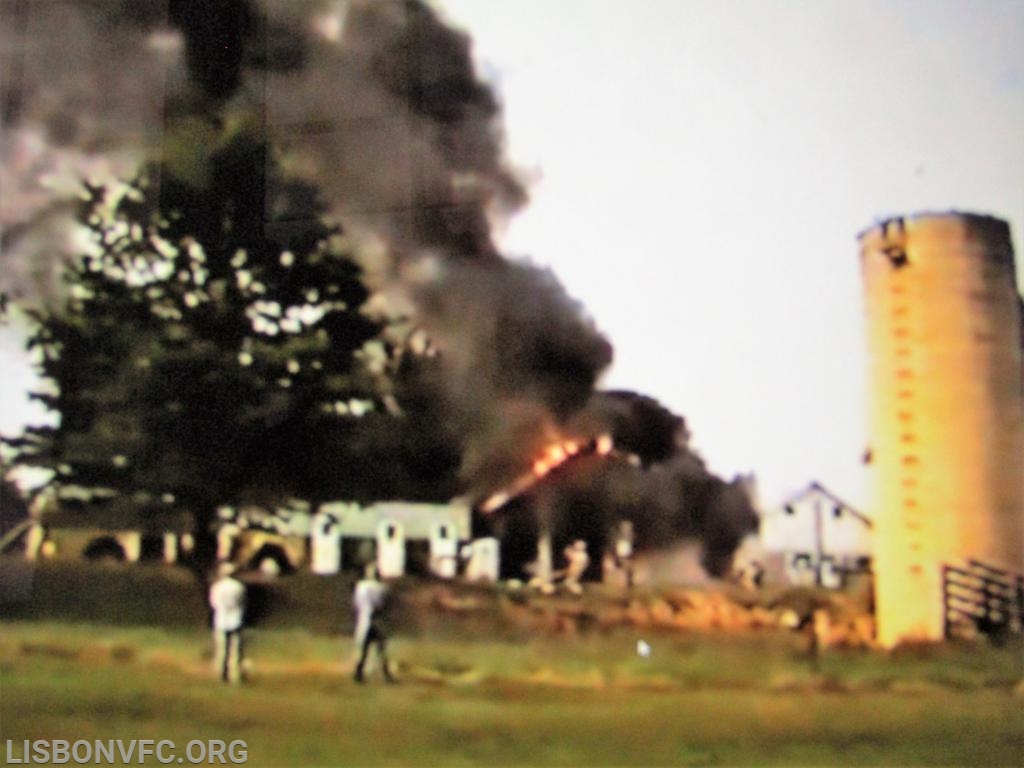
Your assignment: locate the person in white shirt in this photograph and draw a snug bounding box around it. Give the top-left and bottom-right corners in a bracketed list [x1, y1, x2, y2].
[613, 521, 635, 590]
[562, 540, 590, 595]
[208, 561, 246, 684]
[352, 563, 394, 684]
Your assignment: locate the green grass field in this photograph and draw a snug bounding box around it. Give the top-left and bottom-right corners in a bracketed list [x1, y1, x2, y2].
[3, 619, 1023, 766]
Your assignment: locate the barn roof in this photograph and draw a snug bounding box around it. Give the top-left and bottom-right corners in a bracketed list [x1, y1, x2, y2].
[776, 481, 873, 528]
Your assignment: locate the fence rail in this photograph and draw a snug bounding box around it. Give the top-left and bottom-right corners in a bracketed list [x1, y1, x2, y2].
[942, 560, 1024, 640]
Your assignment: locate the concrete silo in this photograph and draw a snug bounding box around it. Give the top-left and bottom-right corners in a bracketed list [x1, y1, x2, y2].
[859, 212, 1024, 647]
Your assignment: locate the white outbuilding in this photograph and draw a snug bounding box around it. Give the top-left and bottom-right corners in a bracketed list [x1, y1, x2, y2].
[759, 481, 873, 588]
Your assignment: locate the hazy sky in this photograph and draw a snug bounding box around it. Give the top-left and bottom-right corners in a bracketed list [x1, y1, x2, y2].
[438, 0, 1024, 507]
[2, 1, 1022, 510]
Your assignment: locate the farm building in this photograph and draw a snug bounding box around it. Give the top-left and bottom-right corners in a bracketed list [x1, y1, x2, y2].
[759, 481, 872, 589]
[217, 499, 475, 578]
[18, 491, 193, 565]
[10, 487, 478, 581]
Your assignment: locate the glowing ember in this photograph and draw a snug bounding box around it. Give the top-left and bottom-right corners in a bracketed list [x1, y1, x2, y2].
[548, 445, 567, 463]
[480, 491, 510, 514]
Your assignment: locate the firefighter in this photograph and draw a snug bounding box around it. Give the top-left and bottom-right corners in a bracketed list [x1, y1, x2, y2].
[613, 520, 635, 590]
[562, 539, 590, 595]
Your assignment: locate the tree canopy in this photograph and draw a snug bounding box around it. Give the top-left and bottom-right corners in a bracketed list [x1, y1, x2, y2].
[3, 125, 461, 536]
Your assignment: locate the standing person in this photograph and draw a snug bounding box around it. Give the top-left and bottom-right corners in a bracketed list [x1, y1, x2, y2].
[352, 563, 395, 684]
[613, 521, 635, 590]
[208, 562, 246, 684]
[562, 540, 590, 596]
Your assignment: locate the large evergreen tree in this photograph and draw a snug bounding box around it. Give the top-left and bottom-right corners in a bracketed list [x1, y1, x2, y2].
[3, 125, 399, 554]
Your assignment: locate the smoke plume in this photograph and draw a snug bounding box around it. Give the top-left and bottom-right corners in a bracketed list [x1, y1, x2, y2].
[1, 0, 610, 482]
[248, 0, 613, 483]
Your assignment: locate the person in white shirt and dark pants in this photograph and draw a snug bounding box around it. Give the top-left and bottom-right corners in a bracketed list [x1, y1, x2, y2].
[209, 562, 246, 684]
[352, 563, 394, 684]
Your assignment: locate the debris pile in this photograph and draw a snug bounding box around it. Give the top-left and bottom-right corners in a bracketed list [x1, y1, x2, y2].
[406, 583, 877, 647]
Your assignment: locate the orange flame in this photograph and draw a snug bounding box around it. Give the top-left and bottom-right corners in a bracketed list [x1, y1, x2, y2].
[531, 438, 591, 477]
[481, 434, 619, 513]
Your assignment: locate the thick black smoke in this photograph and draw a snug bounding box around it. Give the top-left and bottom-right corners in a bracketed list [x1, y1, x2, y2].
[595, 391, 759, 575]
[1, 0, 525, 265]
[575, 390, 690, 466]
[245, 0, 611, 488]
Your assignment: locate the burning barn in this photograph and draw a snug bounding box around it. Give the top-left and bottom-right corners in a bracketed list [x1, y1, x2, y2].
[475, 434, 625, 584]
[473, 401, 760, 589]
